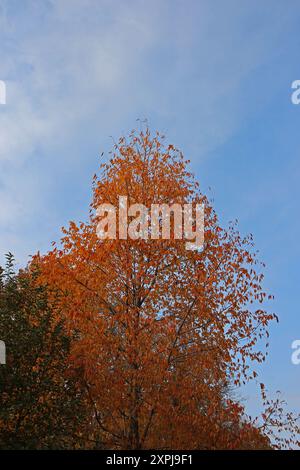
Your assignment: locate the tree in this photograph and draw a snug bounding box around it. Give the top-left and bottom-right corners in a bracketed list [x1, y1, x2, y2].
[0, 254, 88, 449]
[33, 128, 299, 449]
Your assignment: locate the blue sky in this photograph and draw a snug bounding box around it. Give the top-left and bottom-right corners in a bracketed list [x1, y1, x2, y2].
[0, 0, 299, 419]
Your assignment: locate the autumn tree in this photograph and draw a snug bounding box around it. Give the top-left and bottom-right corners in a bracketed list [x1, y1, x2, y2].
[33, 128, 299, 449]
[0, 254, 89, 449]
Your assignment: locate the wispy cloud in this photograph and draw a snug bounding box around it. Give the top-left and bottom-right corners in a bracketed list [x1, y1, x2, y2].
[0, 0, 298, 264]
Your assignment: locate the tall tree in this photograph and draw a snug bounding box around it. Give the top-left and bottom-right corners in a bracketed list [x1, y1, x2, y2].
[33, 128, 299, 449]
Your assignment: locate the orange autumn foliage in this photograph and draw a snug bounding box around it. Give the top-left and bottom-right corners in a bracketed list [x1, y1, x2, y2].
[32, 128, 297, 449]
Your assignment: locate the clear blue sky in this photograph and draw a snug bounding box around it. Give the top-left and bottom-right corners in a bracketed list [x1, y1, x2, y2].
[0, 0, 299, 419]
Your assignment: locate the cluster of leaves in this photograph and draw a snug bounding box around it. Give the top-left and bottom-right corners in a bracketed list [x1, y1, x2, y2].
[0, 254, 90, 449]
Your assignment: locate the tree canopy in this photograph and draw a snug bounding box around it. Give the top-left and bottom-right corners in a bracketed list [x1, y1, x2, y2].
[0, 254, 87, 449]
[29, 128, 299, 449]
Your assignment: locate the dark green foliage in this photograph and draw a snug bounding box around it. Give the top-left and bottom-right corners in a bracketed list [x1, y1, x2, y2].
[0, 254, 85, 449]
